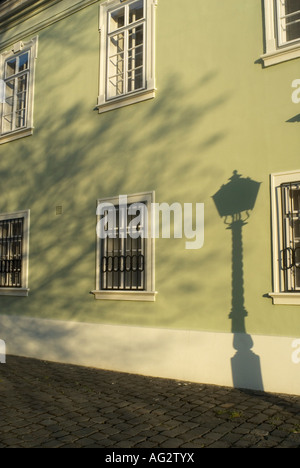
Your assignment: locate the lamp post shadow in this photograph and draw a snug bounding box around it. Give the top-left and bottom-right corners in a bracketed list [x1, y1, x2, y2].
[213, 171, 264, 391]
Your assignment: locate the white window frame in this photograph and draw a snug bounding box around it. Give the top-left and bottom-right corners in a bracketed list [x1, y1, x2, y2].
[261, 0, 300, 66]
[92, 191, 156, 301]
[0, 36, 38, 144]
[0, 209, 30, 297]
[97, 0, 157, 114]
[270, 170, 300, 304]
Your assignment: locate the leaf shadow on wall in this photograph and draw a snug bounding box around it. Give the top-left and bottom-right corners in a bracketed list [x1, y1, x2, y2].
[213, 171, 264, 392]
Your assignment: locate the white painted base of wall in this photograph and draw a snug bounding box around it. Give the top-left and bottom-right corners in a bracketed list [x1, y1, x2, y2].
[0, 314, 299, 396]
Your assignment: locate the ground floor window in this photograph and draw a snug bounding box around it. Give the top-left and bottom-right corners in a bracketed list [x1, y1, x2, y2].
[92, 192, 156, 301]
[0, 209, 30, 296]
[270, 171, 300, 304]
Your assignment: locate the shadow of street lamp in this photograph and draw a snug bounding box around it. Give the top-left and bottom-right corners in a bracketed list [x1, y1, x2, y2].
[213, 170, 264, 391]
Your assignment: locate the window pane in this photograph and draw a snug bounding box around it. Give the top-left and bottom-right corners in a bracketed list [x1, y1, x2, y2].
[3, 80, 15, 129]
[129, 25, 144, 49]
[17, 74, 27, 94]
[110, 7, 125, 32]
[108, 74, 124, 97]
[109, 32, 125, 56]
[284, 0, 300, 42]
[16, 93, 26, 112]
[291, 187, 299, 208]
[128, 25, 144, 92]
[294, 241, 300, 288]
[128, 68, 143, 92]
[108, 33, 124, 98]
[129, 0, 144, 24]
[18, 53, 29, 73]
[2, 114, 13, 133]
[5, 59, 16, 78]
[15, 109, 26, 128]
[128, 45, 143, 71]
[293, 218, 300, 238]
[4, 80, 15, 109]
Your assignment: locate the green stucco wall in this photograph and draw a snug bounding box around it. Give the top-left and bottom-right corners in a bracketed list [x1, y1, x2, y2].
[0, 0, 300, 338]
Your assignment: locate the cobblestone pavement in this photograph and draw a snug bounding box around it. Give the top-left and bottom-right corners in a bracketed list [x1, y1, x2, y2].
[0, 355, 299, 448]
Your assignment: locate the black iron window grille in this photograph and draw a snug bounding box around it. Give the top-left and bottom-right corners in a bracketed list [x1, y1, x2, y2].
[280, 182, 300, 290]
[0, 217, 23, 288]
[100, 204, 146, 291]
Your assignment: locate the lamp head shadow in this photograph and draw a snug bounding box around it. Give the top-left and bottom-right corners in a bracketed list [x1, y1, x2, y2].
[212, 170, 261, 224]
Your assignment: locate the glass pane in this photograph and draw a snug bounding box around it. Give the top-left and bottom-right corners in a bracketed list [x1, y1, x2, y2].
[2, 114, 13, 133]
[286, 16, 300, 41]
[110, 7, 125, 32]
[128, 45, 143, 70]
[108, 71, 124, 97]
[18, 53, 29, 73]
[5, 59, 16, 78]
[110, 32, 124, 55]
[285, 0, 300, 15]
[17, 74, 27, 94]
[294, 240, 300, 289]
[16, 93, 26, 112]
[128, 25, 144, 49]
[295, 243, 300, 264]
[293, 219, 300, 238]
[295, 267, 300, 288]
[15, 109, 26, 128]
[129, 0, 144, 23]
[108, 33, 124, 98]
[4, 80, 15, 114]
[128, 68, 143, 92]
[12, 219, 23, 237]
[290, 188, 300, 211]
[128, 25, 144, 92]
[284, 0, 300, 41]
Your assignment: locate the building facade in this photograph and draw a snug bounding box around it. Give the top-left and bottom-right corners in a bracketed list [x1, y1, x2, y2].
[0, 0, 300, 395]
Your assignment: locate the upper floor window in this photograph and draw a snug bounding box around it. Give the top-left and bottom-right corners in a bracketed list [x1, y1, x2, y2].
[270, 171, 300, 304]
[0, 209, 30, 296]
[0, 37, 38, 144]
[261, 0, 300, 66]
[97, 0, 157, 113]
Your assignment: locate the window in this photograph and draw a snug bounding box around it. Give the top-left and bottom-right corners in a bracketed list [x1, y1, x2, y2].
[0, 37, 38, 144]
[0, 210, 30, 296]
[261, 0, 300, 66]
[97, 0, 157, 113]
[92, 192, 156, 301]
[270, 171, 300, 304]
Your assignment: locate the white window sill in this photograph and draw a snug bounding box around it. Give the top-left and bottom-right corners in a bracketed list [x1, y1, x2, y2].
[97, 88, 155, 114]
[0, 288, 29, 297]
[269, 292, 300, 305]
[91, 290, 157, 302]
[0, 127, 33, 145]
[261, 43, 300, 67]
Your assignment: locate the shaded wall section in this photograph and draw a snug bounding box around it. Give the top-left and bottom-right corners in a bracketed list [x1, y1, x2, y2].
[0, 0, 299, 341]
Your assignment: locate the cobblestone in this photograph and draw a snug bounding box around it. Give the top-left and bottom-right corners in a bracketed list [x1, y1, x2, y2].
[0, 355, 299, 448]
